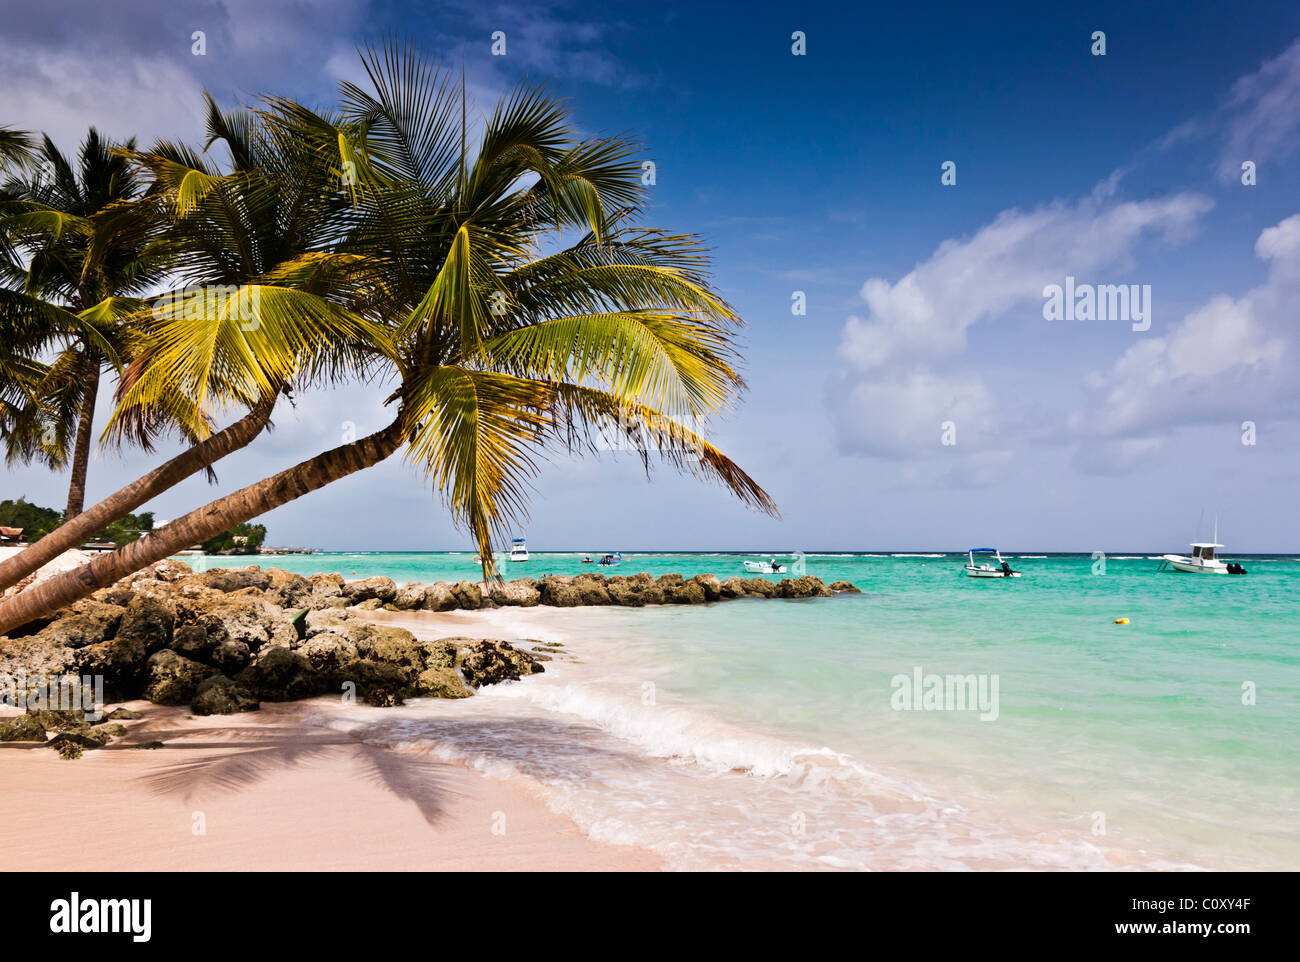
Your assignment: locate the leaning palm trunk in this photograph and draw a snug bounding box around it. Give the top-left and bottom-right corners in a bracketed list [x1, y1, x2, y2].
[0, 414, 403, 636]
[63, 354, 101, 520]
[0, 394, 277, 592]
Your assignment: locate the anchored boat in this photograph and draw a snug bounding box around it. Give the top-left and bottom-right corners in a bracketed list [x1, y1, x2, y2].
[596, 552, 623, 567]
[1159, 519, 1247, 575]
[509, 538, 529, 562]
[963, 548, 1020, 578]
[744, 559, 787, 574]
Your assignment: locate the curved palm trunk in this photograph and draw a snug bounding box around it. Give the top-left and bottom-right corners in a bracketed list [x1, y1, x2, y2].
[0, 394, 277, 592]
[63, 356, 101, 520]
[0, 415, 403, 636]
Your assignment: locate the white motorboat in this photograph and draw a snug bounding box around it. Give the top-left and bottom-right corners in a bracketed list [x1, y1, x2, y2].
[1160, 543, 1230, 574]
[596, 552, 623, 567]
[1159, 519, 1247, 575]
[509, 538, 529, 562]
[744, 560, 787, 574]
[963, 548, 1020, 578]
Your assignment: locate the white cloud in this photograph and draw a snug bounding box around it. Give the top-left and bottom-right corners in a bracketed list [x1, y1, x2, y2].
[830, 190, 1213, 463]
[1218, 37, 1300, 181]
[830, 368, 996, 459]
[1071, 215, 1300, 447]
[839, 192, 1212, 373]
[0, 47, 208, 150]
[0, 0, 375, 153]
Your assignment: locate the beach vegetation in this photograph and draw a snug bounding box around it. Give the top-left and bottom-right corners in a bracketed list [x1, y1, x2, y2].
[0, 42, 775, 635]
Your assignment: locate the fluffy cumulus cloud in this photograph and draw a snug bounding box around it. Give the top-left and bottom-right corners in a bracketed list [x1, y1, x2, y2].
[839, 193, 1212, 373]
[1071, 215, 1300, 456]
[830, 191, 1213, 462]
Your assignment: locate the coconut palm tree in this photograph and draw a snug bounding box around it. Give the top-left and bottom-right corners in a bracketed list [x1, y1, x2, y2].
[0, 44, 775, 634]
[0, 126, 65, 473]
[0, 128, 172, 521]
[0, 98, 383, 592]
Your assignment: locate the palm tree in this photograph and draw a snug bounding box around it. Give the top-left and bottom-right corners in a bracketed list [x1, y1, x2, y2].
[0, 128, 171, 520]
[0, 99, 380, 593]
[0, 126, 63, 473]
[0, 127, 34, 167]
[0, 44, 775, 634]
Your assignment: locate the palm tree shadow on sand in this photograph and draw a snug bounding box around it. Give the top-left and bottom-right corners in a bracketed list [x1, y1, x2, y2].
[135, 724, 456, 826]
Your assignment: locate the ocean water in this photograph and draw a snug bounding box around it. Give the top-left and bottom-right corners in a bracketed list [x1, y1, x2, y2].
[195, 551, 1300, 870]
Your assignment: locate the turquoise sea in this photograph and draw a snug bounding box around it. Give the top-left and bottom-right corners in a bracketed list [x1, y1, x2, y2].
[195, 550, 1300, 870]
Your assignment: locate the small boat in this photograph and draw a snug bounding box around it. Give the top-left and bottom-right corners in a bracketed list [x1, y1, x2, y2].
[1158, 519, 1247, 575]
[963, 548, 1020, 578]
[509, 538, 529, 562]
[581, 556, 594, 564]
[744, 560, 787, 574]
[596, 552, 623, 567]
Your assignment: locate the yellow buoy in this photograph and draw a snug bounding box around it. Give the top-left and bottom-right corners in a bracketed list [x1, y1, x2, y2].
[1114, 617, 1129, 624]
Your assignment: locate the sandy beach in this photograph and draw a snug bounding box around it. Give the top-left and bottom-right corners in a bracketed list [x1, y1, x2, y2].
[0, 695, 661, 871]
[2, 555, 1292, 872]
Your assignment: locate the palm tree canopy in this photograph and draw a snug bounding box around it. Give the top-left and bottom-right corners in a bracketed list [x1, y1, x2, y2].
[0, 128, 165, 471]
[101, 42, 777, 570]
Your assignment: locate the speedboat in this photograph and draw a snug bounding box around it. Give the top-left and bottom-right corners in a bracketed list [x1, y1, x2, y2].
[1160, 543, 1230, 574]
[1159, 543, 1246, 575]
[963, 548, 1020, 578]
[509, 538, 529, 562]
[1159, 519, 1247, 575]
[744, 560, 787, 574]
[581, 555, 594, 564]
[596, 552, 623, 567]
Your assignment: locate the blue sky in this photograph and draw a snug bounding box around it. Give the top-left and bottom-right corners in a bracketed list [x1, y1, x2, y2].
[4, 0, 1300, 551]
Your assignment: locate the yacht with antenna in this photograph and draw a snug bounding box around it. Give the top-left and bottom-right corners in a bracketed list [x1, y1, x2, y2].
[1159, 518, 1247, 575]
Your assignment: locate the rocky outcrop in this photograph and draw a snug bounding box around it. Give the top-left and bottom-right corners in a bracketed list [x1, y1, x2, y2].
[76, 635, 147, 699]
[32, 600, 126, 650]
[142, 650, 216, 705]
[778, 576, 834, 599]
[0, 559, 855, 728]
[0, 714, 47, 742]
[114, 595, 175, 654]
[455, 639, 545, 688]
[444, 569, 864, 610]
[235, 647, 328, 701]
[539, 578, 581, 607]
[448, 580, 484, 610]
[191, 674, 260, 715]
[195, 566, 272, 594]
[1, 708, 137, 758]
[392, 583, 427, 610]
[488, 580, 540, 607]
[341, 576, 397, 604]
[415, 666, 472, 699]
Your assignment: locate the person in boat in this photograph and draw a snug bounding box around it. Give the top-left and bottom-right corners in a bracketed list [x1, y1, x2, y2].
[771, 558, 781, 571]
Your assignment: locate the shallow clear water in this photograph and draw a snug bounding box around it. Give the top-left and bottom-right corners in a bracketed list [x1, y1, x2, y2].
[201, 551, 1300, 870]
